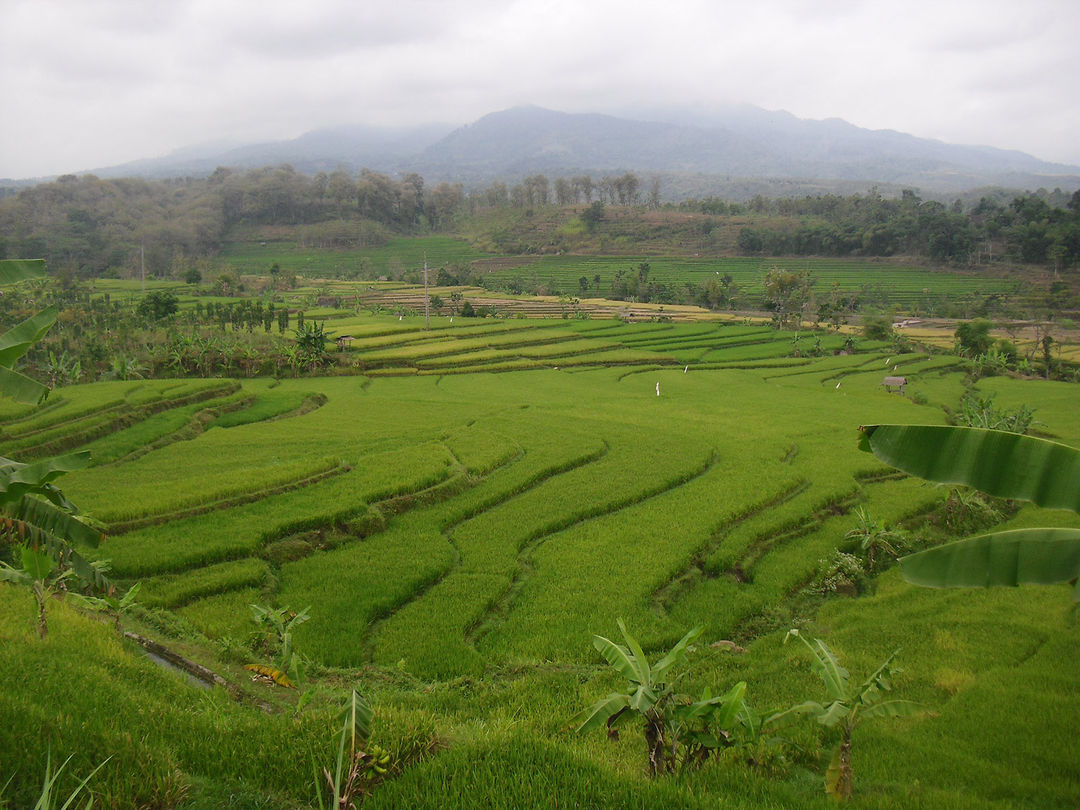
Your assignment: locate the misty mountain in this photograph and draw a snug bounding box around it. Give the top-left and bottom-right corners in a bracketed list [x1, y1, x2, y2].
[409, 106, 1079, 192]
[84, 122, 457, 180]
[44, 105, 1080, 196]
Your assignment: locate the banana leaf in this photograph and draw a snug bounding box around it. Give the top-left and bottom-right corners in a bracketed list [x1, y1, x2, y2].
[592, 633, 645, 685]
[0, 258, 46, 285]
[0, 364, 49, 405]
[0, 451, 92, 508]
[0, 306, 57, 368]
[574, 693, 632, 734]
[858, 424, 1080, 514]
[901, 528, 1080, 599]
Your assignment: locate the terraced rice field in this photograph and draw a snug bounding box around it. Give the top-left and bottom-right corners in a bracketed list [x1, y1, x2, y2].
[11, 318, 1073, 684]
[5, 313, 1080, 809]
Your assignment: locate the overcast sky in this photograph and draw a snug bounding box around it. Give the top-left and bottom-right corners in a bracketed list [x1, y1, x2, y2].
[2, 0, 1078, 179]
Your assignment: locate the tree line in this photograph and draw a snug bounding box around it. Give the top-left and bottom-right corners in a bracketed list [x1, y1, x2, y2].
[723, 188, 1080, 266]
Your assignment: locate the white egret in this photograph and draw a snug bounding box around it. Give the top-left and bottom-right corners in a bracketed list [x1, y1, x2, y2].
[656, 381, 660, 396]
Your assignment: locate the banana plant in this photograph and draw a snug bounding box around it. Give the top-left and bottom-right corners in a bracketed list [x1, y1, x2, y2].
[1, 260, 110, 605]
[315, 690, 389, 809]
[771, 629, 921, 801]
[0, 452, 109, 593]
[0, 544, 74, 638]
[842, 506, 907, 573]
[249, 603, 311, 686]
[574, 620, 750, 776]
[0, 259, 56, 405]
[69, 580, 141, 630]
[859, 424, 1080, 599]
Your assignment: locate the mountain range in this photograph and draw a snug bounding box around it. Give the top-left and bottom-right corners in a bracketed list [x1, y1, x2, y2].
[26, 105, 1080, 198]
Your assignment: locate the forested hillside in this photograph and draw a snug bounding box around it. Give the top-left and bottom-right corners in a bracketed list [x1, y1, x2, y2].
[1, 168, 1079, 282]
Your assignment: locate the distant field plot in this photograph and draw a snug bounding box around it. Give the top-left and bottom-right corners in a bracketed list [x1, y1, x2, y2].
[220, 236, 490, 277]
[332, 319, 870, 374]
[477, 255, 1021, 307]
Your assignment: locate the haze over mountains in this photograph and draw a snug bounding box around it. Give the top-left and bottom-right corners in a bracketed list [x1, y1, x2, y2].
[17, 105, 1080, 198]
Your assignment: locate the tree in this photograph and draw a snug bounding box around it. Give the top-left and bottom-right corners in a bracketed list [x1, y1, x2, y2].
[295, 321, 333, 369]
[136, 290, 179, 321]
[954, 319, 993, 356]
[861, 313, 893, 341]
[183, 267, 202, 286]
[842, 507, 906, 573]
[580, 201, 605, 231]
[859, 424, 1080, 598]
[249, 603, 310, 687]
[762, 268, 812, 329]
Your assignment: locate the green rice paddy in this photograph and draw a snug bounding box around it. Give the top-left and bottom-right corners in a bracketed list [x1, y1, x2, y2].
[2, 316, 1078, 808]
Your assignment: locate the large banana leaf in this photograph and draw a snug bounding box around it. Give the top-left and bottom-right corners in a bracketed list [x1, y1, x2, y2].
[0, 256, 53, 405]
[0, 364, 49, 406]
[901, 529, 1080, 599]
[0, 306, 58, 405]
[12, 495, 104, 548]
[858, 699, 924, 721]
[592, 632, 645, 685]
[0, 258, 46, 285]
[617, 618, 653, 685]
[0, 306, 57, 368]
[0, 451, 91, 509]
[651, 624, 703, 682]
[859, 424, 1080, 514]
[785, 630, 849, 702]
[573, 693, 632, 734]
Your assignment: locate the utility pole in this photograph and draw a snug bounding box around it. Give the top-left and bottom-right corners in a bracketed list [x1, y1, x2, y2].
[423, 252, 430, 330]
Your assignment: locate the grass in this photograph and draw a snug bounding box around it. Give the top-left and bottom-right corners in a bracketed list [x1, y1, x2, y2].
[0, 589, 333, 808]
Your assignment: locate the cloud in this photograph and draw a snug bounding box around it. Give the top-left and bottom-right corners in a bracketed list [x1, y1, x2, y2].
[1, 0, 1078, 178]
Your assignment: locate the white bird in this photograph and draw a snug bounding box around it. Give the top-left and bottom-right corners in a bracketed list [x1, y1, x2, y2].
[836, 381, 842, 389]
[398, 315, 403, 321]
[450, 317, 454, 323]
[656, 381, 661, 396]
[885, 357, 891, 365]
[684, 365, 688, 373]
